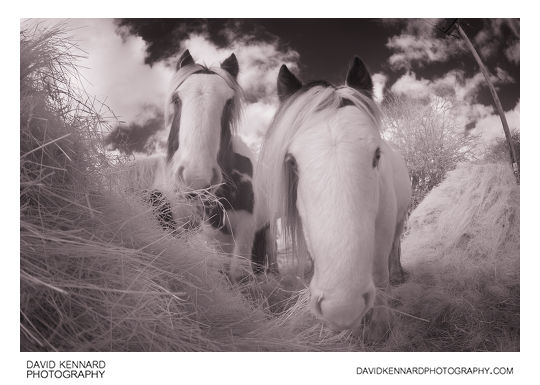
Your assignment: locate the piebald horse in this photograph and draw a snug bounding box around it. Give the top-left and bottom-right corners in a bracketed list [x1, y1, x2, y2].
[156, 49, 276, 277]
[255, 57, 411, 337]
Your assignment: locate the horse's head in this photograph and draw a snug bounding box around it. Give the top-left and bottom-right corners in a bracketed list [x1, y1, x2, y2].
[259, 57, 383, 331]
[165, 49, 241, 194]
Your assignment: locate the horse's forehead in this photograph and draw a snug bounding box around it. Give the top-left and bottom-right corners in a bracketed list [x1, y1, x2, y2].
[176, 74, 234, 99]
[335, 107, 380, 134]
[289, 108, 380, 156]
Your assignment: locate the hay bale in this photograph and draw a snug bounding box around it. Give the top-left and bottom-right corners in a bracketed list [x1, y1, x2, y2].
[404, 162, 519, 271]
[385, 162, 520, 351]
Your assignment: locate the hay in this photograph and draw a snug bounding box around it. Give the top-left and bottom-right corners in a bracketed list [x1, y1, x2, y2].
[384, 162, 520, 351]
[20, 22, 519, 352]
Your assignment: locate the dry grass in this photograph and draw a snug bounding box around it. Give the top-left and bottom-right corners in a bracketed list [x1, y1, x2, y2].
[383, 162, 520, 351]
[20, 23, 519, 352]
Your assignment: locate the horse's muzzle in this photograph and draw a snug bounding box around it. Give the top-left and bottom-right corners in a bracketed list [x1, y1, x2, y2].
[178, 166, 221, 192]
[310, 287, 375, 331]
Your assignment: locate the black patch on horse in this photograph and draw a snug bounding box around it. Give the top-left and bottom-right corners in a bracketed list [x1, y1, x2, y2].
[206, 203, 231, 234]
[205, 160, 254, 234]
[339, 97, 355, 108]
[232, 153, 253, 177]
[202, 97, 255, 234]
[251, 224, 269, 274]
[167, 96, 181, 162]
[193, 68, 216, 75]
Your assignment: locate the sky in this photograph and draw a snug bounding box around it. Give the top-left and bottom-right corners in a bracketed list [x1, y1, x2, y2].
[42, 18, 520, 155]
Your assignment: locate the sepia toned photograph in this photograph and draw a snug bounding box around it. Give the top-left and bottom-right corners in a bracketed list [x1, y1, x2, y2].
[20, 17, 519, 353]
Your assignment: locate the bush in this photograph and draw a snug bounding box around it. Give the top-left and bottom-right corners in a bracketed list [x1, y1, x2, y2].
[381, 93, 477, 208]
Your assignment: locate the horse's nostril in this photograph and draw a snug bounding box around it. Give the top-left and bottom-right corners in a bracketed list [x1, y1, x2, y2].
[312, 293, 324, 317]
[178, 166, 185, 182]
[363, 292, 370, 306]
[362, 290, 374, 309]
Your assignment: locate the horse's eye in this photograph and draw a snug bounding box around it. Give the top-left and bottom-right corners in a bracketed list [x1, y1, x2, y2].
[285, 153, 296, 167]
[172, 94, 180, 105]
[285, 153, 298, 174]
[373, 147, 381, 168]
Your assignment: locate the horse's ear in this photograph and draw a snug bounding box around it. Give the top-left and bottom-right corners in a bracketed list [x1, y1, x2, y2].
[346, 57, 373, 97]
[221, 53, 239, 79]
[277, 65, 302, 102]
[176, 49, 194, 71]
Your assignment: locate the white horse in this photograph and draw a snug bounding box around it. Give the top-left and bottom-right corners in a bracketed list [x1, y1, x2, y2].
[254, 57, 411, 337]
[153, 49, 276, 277]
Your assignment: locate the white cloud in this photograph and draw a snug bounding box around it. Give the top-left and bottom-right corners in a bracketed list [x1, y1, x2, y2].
[432, 71, 485, 102]
[491, 19, 520, 38]
[387, 19, 520, 69]
[238, 101, 277, 155]
[473, 101, 520, 146]
[494, 67, 514, 83]
[69, 19, 173, 123]
[505, 41, 520, 64]
[390, 69, 513, 105]
[457, 102, 494, 125]
[473, 19, 520, 63]
[474, 29, 499, 58]
[390, 72, 431, 99]
[385, 19, 465, 70]
[372, 73, 387, 103]
[387, 34, 463, 70]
